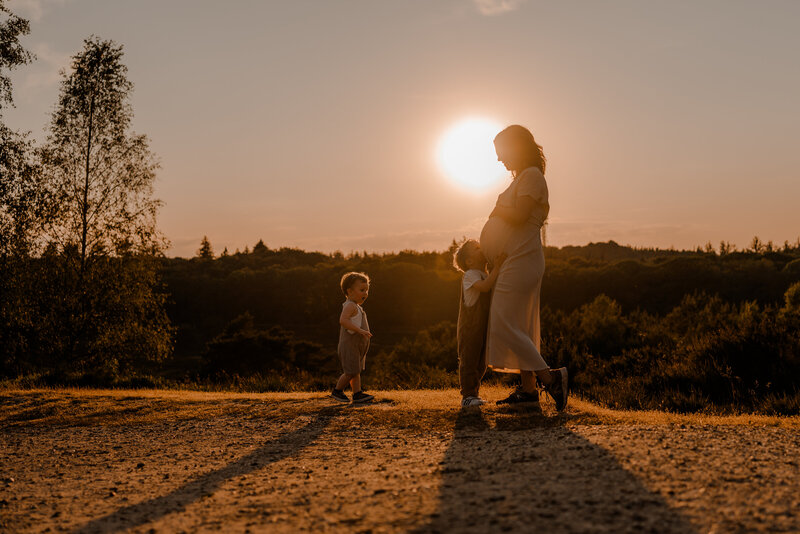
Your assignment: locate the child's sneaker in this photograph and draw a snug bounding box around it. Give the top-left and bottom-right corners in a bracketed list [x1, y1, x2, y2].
[352, 391, 374, 403]
[330, 388, 349, 403]
[461, 396, 486, 407]
[545, 367, 569, 411]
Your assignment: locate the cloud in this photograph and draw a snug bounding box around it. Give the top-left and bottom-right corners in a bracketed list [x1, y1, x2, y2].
[290, 228, 470, 255]
[165, 218, 717, 258]
[167, 236, 204, 257]
[19, 42, 70, 91]
[165, 218, 490, 258]
[314, 217, 491, 253]
[473, 0, 527, 16]
[545, 218, 707, 250]
[6, 0, 69, 22]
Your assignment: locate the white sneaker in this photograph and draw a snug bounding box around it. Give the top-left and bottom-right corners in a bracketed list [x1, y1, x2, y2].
[461, 396, 486, 407]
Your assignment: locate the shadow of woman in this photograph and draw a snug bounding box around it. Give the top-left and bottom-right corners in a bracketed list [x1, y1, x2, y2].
[73, 406, 340, 534]
[415, 408, 698, 533]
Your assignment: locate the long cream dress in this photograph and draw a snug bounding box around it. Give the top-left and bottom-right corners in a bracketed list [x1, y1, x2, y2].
[480, 167, 549, 373]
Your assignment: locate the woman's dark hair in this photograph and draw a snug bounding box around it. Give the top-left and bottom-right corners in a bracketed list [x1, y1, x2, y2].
[494, 124, 546, 175]
[340, 271, 370, 295]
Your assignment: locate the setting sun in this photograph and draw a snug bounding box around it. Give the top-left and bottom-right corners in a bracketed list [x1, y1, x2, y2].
[436, 118, 507, 192]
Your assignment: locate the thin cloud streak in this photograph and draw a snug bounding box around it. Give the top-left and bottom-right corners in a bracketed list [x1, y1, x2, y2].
[293, 218, 489, 254]
[167, 219, 710, 258]
[547, 219, 707, 249]
[167, 219, 489, 258]
[473, 0, 527, 16]
[7, 0, 69, 22]
[167, 216, 798, 258]
[20, 42, 70, 91]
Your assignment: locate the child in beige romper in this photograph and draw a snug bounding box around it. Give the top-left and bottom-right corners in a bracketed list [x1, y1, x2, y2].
[331, 272, 374, 404]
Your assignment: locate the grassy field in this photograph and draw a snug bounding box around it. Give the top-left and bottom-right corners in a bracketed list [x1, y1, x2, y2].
[3, 386, 799, 429]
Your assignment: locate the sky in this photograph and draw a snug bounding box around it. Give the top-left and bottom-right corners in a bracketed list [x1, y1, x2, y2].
[5, 0, 800, 257]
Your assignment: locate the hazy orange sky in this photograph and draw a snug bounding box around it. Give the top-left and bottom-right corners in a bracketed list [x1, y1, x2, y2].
[6, 0, 800, 257]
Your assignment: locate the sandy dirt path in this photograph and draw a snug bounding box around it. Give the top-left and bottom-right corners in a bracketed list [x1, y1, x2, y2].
[1, 388, 799, 533]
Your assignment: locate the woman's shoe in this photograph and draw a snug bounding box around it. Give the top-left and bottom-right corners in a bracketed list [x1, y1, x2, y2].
[496, 388, 539, 405]
[545, 367, 569, 411]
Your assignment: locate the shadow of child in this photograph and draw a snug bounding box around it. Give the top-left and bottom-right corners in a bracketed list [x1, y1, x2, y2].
[73, 406, 340, 533]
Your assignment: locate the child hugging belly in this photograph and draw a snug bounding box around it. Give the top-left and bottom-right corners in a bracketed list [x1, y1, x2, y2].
[452, 239, 506, 407]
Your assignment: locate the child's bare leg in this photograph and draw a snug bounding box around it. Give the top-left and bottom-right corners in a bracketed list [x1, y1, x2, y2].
[349, 374, 362, 393]
[336, 373, 355, 391]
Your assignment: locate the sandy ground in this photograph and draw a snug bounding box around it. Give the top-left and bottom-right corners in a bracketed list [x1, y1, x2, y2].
[1, 387, 799, 533]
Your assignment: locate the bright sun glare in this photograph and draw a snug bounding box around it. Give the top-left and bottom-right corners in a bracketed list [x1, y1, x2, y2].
[437, 118, 507, 192]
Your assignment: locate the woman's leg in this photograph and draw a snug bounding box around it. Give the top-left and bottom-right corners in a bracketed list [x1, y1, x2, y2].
[534, 368, 554, 386]
[520, 370, 537, 393]
[521, 369, 555, 392]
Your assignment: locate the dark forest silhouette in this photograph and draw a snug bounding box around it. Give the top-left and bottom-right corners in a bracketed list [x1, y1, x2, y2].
[150, 238, 800, 414]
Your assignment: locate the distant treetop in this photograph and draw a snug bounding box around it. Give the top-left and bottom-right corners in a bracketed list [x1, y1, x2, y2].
[197, 236, 213, 259]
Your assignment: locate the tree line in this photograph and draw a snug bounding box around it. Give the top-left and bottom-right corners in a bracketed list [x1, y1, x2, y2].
[165, 236, 800, 359]
[157, 236, 800, 415]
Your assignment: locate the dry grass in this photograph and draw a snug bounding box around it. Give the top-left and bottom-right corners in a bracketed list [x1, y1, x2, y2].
[567, 397, 800, 428]
[2, 385, 799, 431]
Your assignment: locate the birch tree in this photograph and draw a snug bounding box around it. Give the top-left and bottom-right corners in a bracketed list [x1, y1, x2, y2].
[40, 36, 171, 375]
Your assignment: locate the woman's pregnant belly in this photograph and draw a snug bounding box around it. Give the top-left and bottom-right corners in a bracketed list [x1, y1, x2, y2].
[480, 216, 514, 263]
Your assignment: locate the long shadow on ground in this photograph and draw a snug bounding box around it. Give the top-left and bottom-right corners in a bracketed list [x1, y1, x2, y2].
[415, 407, 698, 533]
[73, 406, 340, 533]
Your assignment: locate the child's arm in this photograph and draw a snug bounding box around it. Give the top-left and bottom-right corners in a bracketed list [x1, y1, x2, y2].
[339, 301, 372, 337]
[470, 253, 508, 292]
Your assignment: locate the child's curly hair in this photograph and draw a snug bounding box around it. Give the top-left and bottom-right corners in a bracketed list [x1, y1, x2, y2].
[340, 271, 370, 296]
[452, 239, 479, 273]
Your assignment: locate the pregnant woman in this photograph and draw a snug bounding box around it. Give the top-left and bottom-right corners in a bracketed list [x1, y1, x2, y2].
[479, 125, 569, 410]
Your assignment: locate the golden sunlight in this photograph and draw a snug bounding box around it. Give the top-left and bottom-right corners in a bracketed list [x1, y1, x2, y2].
[436, 118, 507, 192]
